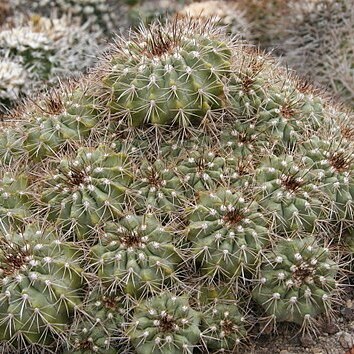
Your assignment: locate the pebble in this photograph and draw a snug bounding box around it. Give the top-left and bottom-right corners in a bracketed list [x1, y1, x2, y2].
[338, 331, 354, 349]
[312, 349, 325, 354]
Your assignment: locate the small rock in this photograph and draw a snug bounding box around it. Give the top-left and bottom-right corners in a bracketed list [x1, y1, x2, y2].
[339, 332, 354, 349]
[312, 349, 324, 354]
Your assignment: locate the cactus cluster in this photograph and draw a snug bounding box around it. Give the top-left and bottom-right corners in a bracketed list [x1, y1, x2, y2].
[0, 14, 101, 112]
[0, 17, 353, 353]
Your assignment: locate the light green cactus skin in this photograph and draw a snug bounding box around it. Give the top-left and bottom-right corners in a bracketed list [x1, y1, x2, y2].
[127, 293, 201, 354]
[0, 224, 83, 348]
[22, 89, 100, 161]
[229, 74, 327, 149]
[89, 214, 182, 297]
[255, 154, 325, 233]
[300, 136, 354, 219]
[0, 87, 100, 163]
[131, 158, 186, 214]
[177, 148, 229, 194]
[64, 290, 125, 354]
[41, 146, 132, 238]
[201, 302, 247, 352]
[0, 173, 31, 229]
[187, 188, 269, 281]
[101, 22, 232, 128]
[0, 128, 25, 167]
[252, 237, 338, 325]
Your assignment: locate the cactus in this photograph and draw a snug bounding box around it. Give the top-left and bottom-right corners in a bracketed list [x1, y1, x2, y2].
[255, 154, 325, 233]
[126, 293, 201, 354]
[187, 188, 269, 282]
[88, 214, 182, 297]
[0, 224, 83, 351]
[0, 173, 31, 229]
[41, 146, 132, 238]
[252, 237, 339, 329]
[200, 302, 247, 352]
[98, 19, 232, 128]
[21, 85, 100, 160]
[0, 17, 352, 353]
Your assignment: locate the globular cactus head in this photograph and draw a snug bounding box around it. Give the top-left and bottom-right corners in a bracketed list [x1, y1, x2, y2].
[41, 146, 132, 238]
[97, 18, 233, 129]
[64, 288, 125, 354]
[187, 188, 269, 283]
[0, 224, 84, 351]
[252, 237, 339, 331]
[88, 214, 183, 297]
[200, 302, 247, 352]
[126, 293, 201, 354]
